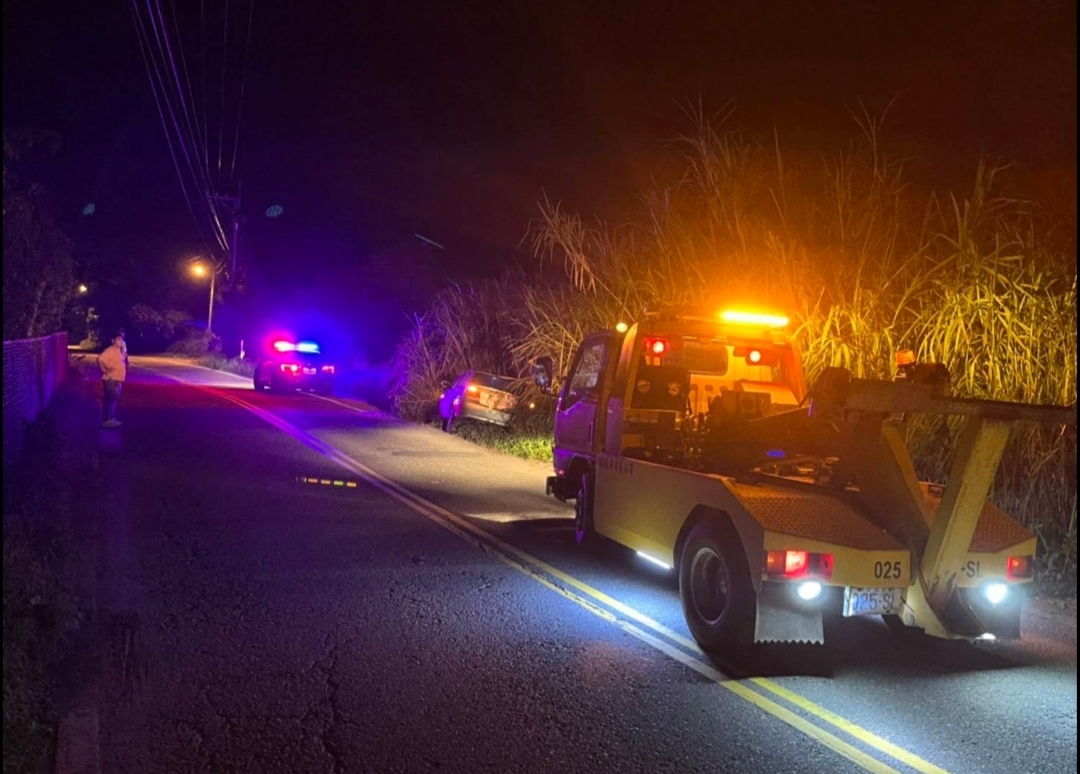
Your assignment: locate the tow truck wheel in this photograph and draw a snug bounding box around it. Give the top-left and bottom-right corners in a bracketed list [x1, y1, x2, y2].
[574, 473, 595, 545]
[679, 522, 754, 653]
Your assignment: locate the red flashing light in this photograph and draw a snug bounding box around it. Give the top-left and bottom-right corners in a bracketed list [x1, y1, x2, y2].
[273, 340, 294, 353]
[1007, 555, 1033, 581]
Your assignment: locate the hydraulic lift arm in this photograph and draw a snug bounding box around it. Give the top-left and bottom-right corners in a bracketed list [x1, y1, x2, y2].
[811, 368, 1076, 637]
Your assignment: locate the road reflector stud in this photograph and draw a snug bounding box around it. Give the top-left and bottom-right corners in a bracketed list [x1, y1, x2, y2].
[297, 476, 360, 489]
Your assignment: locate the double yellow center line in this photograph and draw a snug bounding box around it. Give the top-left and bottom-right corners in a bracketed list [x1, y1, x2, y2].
[205, 385, 950, 774]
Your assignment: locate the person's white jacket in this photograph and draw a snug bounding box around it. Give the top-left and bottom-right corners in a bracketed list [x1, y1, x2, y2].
[97, 345, 127, 382]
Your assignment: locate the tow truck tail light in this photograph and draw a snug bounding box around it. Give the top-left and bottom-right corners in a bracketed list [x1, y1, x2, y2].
[1006, 555, 1033, 580]
[784, 550, 808, 575]
[748, 348, 763, 364]
[765, 550, 833, 579]
[643, 337, 669, 355]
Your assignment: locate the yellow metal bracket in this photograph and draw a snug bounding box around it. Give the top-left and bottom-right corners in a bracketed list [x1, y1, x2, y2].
[921, 418, 1011, 616]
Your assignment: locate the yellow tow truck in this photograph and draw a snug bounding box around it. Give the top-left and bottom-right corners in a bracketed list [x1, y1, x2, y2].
[532, 309, 1076, 653]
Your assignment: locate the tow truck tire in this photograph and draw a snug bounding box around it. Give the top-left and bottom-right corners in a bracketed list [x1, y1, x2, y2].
[679, 521, 754, 654]
[574, 472, 595, 546]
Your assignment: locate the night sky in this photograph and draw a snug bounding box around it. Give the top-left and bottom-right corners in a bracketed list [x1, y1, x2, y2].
[3, 0, 1076, 351]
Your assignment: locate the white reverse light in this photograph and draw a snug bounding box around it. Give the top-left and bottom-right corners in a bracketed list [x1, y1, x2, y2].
[984, 583, 1008, 605]
[797, 581, 823, 601]
[636, 551, 671, 570]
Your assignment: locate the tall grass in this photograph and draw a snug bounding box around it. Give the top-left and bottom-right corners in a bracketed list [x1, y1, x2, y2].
[391, 107, 1077, 589]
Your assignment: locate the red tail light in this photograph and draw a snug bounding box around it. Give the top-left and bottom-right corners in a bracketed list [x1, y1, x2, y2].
[1007, 555, 1033, 580]
[765, 550, 833, 579]
[321, 365, 335, 374]
[785, 550, 808, 575]
[466, 384, 479, 395]
[643, 337, 669, 355]
[280, 363, 299, 374]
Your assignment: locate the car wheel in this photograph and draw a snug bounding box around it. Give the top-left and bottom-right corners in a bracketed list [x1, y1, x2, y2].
[441, 413, 454, 433]
[574, 472, 595, 546]
[678, 520, 754, 654]
[253, 369, 266, 392]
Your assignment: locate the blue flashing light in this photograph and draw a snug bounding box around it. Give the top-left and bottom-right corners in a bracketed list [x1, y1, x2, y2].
[296, 341, 320, 353]
[766, 449, 786, 459]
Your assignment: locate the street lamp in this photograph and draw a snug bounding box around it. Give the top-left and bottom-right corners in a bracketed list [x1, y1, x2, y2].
[190, 261, 217, 334]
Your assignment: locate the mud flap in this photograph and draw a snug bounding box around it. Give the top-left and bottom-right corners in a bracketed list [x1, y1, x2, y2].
[754, 582, 824, 644]
[546, 476, 570, 502]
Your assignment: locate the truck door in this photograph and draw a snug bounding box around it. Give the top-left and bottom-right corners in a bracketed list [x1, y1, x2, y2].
[554, 336, 610, 468]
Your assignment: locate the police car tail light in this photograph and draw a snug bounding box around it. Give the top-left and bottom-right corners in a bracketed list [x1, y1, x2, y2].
[765, 550, 833, 579]
[321, 365, 335, 374]
[280, 363, 299, 374]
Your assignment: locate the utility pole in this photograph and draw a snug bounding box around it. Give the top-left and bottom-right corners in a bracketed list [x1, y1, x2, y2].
[207, 266, 217, 335]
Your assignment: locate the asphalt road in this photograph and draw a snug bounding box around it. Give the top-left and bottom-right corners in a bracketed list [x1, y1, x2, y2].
[76, 357, 1077, 774]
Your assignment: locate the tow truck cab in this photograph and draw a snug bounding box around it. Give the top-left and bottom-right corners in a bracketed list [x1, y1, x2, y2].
[546, 311, 805, 499]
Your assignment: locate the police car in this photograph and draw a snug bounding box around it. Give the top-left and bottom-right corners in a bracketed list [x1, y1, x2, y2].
[253, 340, 335, 395]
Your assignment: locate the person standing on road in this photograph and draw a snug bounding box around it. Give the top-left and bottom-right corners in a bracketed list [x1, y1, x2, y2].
[97, 332, 127, 428]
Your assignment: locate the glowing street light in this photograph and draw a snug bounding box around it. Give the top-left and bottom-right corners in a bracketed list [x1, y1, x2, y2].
[77, 283, 89, 294]
[189, 260, 217, 334]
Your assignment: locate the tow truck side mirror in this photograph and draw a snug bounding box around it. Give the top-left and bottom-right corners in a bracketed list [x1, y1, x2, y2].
[533, 357, 555, 394]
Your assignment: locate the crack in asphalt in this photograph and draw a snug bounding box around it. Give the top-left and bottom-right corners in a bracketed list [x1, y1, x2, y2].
[309, 630, 361, 774]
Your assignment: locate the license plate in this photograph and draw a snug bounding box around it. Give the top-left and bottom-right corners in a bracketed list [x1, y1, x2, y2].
[302, 367, 316, 375]
[843, 587, 903, 617]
